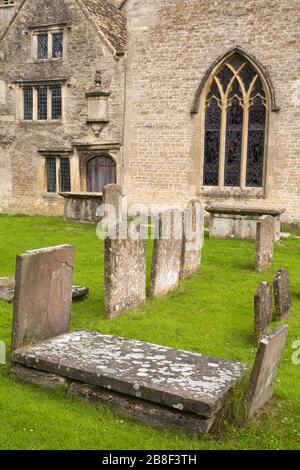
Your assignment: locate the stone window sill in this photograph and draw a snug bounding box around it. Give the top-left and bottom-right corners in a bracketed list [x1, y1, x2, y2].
[42, 193, 61, 199]
[29, 59, 63, 64]
[199, 187, 266, 200]
[18, 120, 63, 125]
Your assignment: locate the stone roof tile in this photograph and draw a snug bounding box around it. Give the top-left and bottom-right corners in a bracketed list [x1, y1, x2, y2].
[80, 0, 126, 54]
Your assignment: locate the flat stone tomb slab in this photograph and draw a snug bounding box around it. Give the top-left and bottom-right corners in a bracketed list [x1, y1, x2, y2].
[13, 331, 247, 418]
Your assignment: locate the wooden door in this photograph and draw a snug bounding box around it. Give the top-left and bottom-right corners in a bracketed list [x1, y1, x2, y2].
[87, 155, 116, 193]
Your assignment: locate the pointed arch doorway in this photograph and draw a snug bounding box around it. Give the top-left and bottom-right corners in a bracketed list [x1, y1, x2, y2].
[87, 154, 116, 193]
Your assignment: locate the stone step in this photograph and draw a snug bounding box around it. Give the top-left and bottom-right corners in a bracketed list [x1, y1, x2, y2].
[13, 331, 248, 418]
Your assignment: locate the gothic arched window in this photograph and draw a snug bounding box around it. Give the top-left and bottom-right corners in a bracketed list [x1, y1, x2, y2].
[203, 52, 267, 189]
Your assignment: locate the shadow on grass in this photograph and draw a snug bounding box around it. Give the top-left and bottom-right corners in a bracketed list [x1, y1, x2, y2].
[232, 260, 256, 272]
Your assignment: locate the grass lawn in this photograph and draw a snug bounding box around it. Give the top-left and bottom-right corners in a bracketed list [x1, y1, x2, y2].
[0, 215, 299, 450]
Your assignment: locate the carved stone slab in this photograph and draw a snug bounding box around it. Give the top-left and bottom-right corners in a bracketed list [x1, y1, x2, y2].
[12, 245, 75, 351]
[255, 215, 275, 272]
[247, 325, 289, 418]
[13, 331, 248, 418]
[254, 282, 273, 342]
[103, 184, 123, 223]
[151, 210, 183, 297]
[104, 229, 146, 318]
[180, 199, 204, 279]
[273, 269, 291, 320]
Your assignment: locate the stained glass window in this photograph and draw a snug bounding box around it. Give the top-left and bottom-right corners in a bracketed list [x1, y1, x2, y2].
[203, 52, 268, 189]
[224, 97, 243, 187]
[37, 34, 48, 59]
[246, 97, 266, 187]
[23, 88, 33, 120]
[51, 86, 62, 120]
[46, 157, 57, 193]
[203, 99, 221, 186]
[52, 33, 63, 59]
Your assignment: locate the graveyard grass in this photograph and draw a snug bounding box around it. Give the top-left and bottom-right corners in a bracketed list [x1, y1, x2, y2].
[0, 215, 299, 450]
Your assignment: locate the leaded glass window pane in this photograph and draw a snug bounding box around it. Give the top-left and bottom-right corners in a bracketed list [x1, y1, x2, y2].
[60, 158, 71, 192]
[37, 34, 48, 59]
[246, 98, 266, 187]
[224, 97, 243, 187]
[203, 99, 221, 186]
[46, 157, 57, 193]
[52, 33, 63, 59]
[51, 86, 62, 120]
[23, 88, 33, 120]
[203, 52, 267, 190]
[37, 87, 47, 120]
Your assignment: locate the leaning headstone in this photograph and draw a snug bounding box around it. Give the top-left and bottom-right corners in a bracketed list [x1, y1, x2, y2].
[105, 224, 146, 318]
[247, 325, 288, 418]
[254, 282, 273, 342]
[103, 184, 123, 224]
[150, 209, 183, 297]
[0, 277, 15, 302]
[12, 245, 75, 352]
[255, 215, 275, 272]
[180, 199, 204, 279]
[273, 269, 291, 320]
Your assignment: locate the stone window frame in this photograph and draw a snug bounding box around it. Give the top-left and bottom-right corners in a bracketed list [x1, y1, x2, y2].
[39, 150, 73, 195]
[31, 26, 65, 62]
[191, 48, 279, 200]
[16, 80, 66, 123]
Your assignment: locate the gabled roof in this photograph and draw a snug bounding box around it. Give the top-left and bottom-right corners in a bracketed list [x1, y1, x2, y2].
[28, 0, 72, 27]
[79, 0, 126, 54]
[0, 0, 127, 55]
[110, 0, 124, 7]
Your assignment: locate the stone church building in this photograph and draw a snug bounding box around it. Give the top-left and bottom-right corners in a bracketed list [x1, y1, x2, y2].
[0, 0, 299, 222]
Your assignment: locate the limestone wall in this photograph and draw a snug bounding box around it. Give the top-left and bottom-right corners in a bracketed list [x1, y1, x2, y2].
[0, 0, 125, 216]
[122, 0, 300, 222]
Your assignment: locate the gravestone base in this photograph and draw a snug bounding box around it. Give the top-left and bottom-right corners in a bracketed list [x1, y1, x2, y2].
[11, 364, 215, 436]
[11, 364, 68, 390]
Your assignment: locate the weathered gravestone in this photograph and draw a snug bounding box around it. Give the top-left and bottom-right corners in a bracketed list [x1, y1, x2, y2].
[247, 324, 289, 418]
[0, 277, 15, 302]
[255, 215, 275, 272]
[105, 223, 146, 318]
[12, 245, 75, 352]
[254, 282, 273, 342]
[151, 209, 183, 297]
[180, 199, 204, 279]
[103, 184, 123, 224]
[273, 269, 291, 320]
